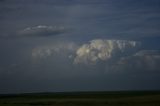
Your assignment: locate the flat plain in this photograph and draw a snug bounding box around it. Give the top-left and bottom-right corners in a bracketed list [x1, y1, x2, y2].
[0, 91, 160, 106]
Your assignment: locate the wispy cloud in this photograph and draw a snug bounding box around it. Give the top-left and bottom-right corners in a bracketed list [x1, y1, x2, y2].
[17, 25, 69, 37]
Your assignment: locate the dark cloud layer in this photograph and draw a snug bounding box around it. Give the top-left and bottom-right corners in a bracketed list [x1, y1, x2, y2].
[0, 0, 160, 93]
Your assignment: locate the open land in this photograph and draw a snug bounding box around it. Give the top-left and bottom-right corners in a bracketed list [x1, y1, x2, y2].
[0, 91, 160, 106]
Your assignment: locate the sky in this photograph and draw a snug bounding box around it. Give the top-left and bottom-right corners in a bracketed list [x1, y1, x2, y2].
[0, 0, 160, 94]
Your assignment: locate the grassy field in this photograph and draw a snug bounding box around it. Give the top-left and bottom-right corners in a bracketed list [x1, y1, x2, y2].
[0, 91, 160, 106]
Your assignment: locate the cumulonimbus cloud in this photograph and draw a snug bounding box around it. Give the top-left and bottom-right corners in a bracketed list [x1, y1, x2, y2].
[74, 39, 140, 64]
[17, 25, 69, 37]
[30, 38, 160, 73]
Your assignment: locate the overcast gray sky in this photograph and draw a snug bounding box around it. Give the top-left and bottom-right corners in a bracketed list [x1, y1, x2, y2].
[0, 0, 160, 94]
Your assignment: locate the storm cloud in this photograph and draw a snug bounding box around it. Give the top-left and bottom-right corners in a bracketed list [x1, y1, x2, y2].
[29, 38, 160, 73]
[74, 39, 140, 65]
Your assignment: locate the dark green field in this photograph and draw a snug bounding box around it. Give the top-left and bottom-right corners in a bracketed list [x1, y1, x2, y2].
[0, 91, 160, 106]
